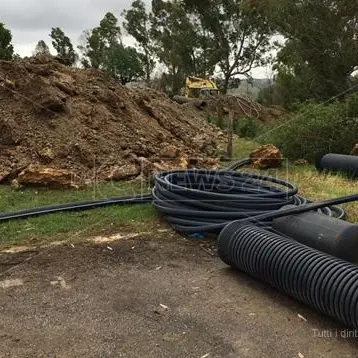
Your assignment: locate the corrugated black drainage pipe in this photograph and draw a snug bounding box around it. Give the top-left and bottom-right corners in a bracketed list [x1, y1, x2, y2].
[316, 153, 358, 177]
[218, 222, 358, 328]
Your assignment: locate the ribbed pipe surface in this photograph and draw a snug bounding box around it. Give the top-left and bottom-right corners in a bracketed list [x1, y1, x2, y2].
[218, 222, 358, 328]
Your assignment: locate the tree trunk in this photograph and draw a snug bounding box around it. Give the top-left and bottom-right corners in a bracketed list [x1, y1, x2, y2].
[222, 75, 230, 94]
[227, 110, 234, 160]
[146, 70, 151, 86]
[145, 56, 151, 86]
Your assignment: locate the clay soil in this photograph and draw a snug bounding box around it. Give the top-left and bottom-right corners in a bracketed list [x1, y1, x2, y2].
[0, 55, 221, 185]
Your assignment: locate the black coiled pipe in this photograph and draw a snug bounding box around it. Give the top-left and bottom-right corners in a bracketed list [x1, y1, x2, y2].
[152, 162, 348, 233]
[218, 222, 358, 328]
[1, 160, 357, 233]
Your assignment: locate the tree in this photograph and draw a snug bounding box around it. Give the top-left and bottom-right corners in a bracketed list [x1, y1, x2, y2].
[78, 12, 121, 69]
[267, 0, 358, 101]
[34, 40, 50, 55]
[50, 27, 77, 65]
[0, 22, 14, 60]
[150, 0, 216, 95]
[184, 0, 274, 93]
[122, 0, 155, 84]
[103, 44, 145, 84]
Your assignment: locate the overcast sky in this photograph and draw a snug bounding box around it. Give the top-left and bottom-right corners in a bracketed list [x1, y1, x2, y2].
[0, 0, 271, 78]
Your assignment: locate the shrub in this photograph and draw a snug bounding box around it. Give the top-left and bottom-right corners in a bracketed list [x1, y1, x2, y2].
[259, 94, 358, 162]
[234, 117, 265, 139]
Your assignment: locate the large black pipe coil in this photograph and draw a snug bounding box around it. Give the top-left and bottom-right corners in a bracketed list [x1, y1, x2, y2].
[218, 222, 358, 328]
[152, 163, 349, 234]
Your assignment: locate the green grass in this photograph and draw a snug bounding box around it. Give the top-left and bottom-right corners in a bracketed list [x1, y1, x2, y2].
[234, 139, 358, 223]
[1, 138, 357, 246]
[0, 181, 157, 246]
[232, 138, 261, 158]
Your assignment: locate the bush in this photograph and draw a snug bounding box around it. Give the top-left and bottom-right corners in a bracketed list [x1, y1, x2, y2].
[234, 117, 265, 139]
[259, 94, 358, 162]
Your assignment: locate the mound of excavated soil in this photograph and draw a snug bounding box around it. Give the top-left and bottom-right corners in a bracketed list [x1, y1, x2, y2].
[0, 55, 222, 187]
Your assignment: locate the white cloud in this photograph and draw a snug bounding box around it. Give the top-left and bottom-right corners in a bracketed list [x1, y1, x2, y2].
[1, 0, 272, 78]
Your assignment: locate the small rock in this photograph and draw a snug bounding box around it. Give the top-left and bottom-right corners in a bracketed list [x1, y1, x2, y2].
[198, 157, 220, 169]
[123, 150, 138, 162]
[52, 79, 76, 96]
[0, 170, 10, 183]
[79, 103, 93, 116]
[160, 144, 180, 159]
[294, 159, 309, 166]
[0, 118, 20, 145]
[137, 157, 154, 176]
[37, 96, 69, 114]
[250, 144, 283, 169]
[0, 78, 16, 91]
[107, 164, 139, 181]
[17, 164, 78, 188]
[38, 148, 55, 163]
[11, 179, 22, 190]
[297, 314, 307, 322]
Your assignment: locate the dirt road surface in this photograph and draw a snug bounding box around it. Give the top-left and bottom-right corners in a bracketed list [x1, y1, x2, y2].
[0, 233, 357, 357]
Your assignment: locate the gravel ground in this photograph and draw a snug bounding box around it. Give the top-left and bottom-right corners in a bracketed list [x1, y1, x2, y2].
[0, 233, 357, 357]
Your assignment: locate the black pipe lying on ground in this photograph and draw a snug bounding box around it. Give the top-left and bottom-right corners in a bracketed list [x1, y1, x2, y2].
[0, 160, 349, 227]
[218, 223, 358, 329]
[316, 153, 358, 177]
[273, 210, 358, 262]
[1, 159, 358, 328]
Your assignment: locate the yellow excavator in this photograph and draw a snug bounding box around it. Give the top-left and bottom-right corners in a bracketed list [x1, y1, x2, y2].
[184, 76, 219, 99]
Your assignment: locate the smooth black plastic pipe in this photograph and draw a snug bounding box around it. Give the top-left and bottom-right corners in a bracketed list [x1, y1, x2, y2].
[272, 211, 358, 262]
[316, 153, 358, 177]
[218, 223, 358, 328]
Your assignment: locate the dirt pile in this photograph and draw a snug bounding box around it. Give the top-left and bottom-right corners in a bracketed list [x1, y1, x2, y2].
[0, 55, 222, 187]
[177, 95, 288, 122]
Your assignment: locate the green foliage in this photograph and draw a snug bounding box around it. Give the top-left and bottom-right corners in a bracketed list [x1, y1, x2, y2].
[122, 0, 155, 83]
[150, 0, 211, 95]
[184, 0, 274, 93]
[79, 29, 102, 68]
[0, 22, 14, 60]
[206, 114, 264, 138]
[258, 65, 312, 110]
[260, 94, 358, 161]
[78, 12, 121, 69]
[50, 27, 77, 65]
[234, 117, 265, 138]
[103, 44, 145, 84]
[98, 12, 122, 46]
[266, 0, 358, 103]
[34, 40, 50, 55]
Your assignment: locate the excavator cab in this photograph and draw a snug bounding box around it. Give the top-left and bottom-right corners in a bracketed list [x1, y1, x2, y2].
[199, 88, 219, 98]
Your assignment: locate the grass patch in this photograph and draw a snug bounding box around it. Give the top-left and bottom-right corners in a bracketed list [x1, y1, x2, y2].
[233, 139, 358, 223]
[0, 181, 157, 246]
[232, 139, 261, 158]
[1, 138, 357, 246]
